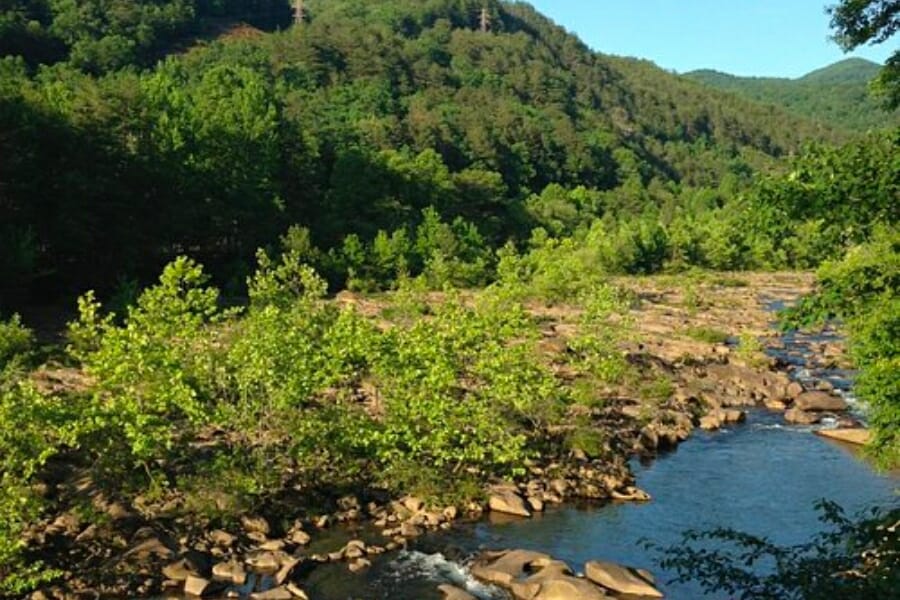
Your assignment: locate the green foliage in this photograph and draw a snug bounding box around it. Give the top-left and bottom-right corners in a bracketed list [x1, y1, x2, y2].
[780, 229, 900, 467]
[0, 379, 73, 595]
[0, 314, 34, 370]
[829, 0, 900, 110]
[651, 500, 900, 600]
[67, 257, 221, 483]
[686, 59, 900, 133]
[1, 0, 852, 308]
[683, 326, 730, 344]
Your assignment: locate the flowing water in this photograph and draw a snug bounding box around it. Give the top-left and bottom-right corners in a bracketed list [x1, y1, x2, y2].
[301, 317, 898, 599]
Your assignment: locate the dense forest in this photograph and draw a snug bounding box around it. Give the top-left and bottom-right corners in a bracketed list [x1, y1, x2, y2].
[0, 0, 898, 597]
[0, 0, 853, 308]
[687, 58, 900, 133]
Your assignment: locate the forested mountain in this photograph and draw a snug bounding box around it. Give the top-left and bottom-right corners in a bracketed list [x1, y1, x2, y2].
[0, 0, 844, 305]
[686, 58, 900, 132]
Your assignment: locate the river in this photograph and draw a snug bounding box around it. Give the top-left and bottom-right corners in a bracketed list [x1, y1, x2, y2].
[296, 324, 898, 599]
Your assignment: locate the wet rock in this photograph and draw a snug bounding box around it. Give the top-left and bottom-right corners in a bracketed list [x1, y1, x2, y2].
[183, 575, 210, 597]
[784, 408, 820, 425]
[437, 584, 477, 600]
[400, 521, 423, 538]
[584, 560, 662, 598]
[610, 486, 651, 502]
[794, 391, 848, 412]
[816, 428, 871, 446]
[443, 506, 459, 521]
[488, 491, 532, 518]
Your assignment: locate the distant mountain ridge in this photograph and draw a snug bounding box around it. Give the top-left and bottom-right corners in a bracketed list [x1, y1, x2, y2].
[685, 58, 898, 132]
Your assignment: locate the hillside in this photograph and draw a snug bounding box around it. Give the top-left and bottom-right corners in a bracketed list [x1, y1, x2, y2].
[1, 0, 844, 304]
[685, 58, 900, 132]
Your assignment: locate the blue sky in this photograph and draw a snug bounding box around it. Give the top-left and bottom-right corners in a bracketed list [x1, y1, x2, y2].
[526, 1, 895, 78]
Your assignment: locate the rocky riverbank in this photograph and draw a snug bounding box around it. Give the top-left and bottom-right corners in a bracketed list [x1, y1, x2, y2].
[21, 272, 871, 600]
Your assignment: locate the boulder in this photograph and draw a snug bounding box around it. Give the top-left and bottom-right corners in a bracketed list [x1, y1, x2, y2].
[437, 584, 477, 600]
[241, 515, 271, 536]
[816, 428, 871, 446]
[784, 408, 820, 425]
[786, 381, 804, 399]
[471, 549, 553, 587]
[275, 558, 302, 585]
[212, 560, 247, 585]
[584, 560, 663, 598]
[183, 576, 211, 597]
[163, 559, 196, 582]
[209, 530, 236, 548]
[699, 414, 722, 431]
[489, 491, 532, 518]
[527, 577, 609, 600]
[794, 391, 848, 412]
[288, 529, 311, 546]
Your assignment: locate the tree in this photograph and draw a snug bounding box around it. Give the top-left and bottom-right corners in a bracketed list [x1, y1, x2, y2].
[829, 0, 900, 108]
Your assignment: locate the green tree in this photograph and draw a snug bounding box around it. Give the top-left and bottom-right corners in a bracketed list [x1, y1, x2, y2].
[830, 0, 900, 108]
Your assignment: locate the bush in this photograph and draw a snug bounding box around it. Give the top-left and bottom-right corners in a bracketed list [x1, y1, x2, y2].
[0, 314, 34, 371]
[650, 500, 900, 600]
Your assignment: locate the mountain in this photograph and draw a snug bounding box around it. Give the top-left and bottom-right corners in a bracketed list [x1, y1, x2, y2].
[685, 58, 899, 132]
[0, 0, 845, 301]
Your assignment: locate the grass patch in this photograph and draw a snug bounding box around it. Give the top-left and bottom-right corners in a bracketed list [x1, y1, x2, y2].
[683, 326, 730, 344]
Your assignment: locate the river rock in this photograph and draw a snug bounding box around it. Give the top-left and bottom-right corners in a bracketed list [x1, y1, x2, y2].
[437, 584, 477, 600]
[786, 381, 804, 399]
[489, 491, 532, 518]
[471, 549, 553, 587]
[212, 560, 247, 585]
[289, 532, 310, 547]
[794, 391, 848, 412]
[209, 530, 236, 548]
[699, 413, 722, 430]
[610, 486, 651, 502]
[250, 586, 293, 600]
[584, 560, 663, 598]
[245, 551, 282, 572]
[163, 559, 197, 582]
[241, 515, 271, 536]
[183, 575, 211, 597]
[816, 428, 871, 446]
[784, 408, 820, 425]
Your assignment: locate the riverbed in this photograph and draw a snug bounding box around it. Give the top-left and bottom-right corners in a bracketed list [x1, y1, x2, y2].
[299, 321, 898, 600]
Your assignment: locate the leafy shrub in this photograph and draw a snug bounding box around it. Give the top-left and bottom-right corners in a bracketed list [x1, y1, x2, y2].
[0, 314, 34, 370]
[651, 500, 900, 600]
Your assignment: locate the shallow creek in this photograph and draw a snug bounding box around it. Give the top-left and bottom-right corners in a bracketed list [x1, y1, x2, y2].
[298, 311, 898, 600]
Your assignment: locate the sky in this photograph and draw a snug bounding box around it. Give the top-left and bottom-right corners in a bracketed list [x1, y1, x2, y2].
[526, 0, 895, 78]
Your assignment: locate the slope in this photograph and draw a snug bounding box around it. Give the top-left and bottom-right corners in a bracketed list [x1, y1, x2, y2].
[0, 0, 845, 303]
[685, 58, 900, 132]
